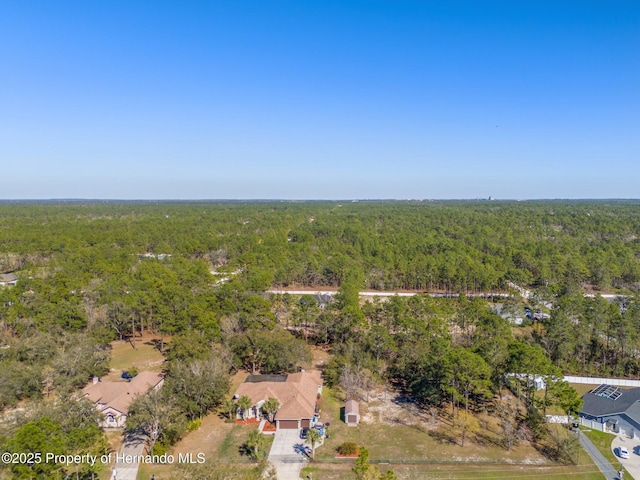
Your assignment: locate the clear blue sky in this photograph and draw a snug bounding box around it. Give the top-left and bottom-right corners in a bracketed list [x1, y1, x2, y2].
[1, 1, 638, 199]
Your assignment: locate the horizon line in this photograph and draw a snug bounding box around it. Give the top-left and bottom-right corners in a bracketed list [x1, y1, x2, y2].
[1, 198, 640, 203]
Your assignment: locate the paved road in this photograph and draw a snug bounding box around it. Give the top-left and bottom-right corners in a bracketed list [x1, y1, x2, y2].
[267, 287, 623, 300]
[578, 430, 620, 480]
[267, 289, 509, 299]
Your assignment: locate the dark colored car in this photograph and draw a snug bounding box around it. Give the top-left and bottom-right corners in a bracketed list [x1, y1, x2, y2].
[300, 427, 309, 439]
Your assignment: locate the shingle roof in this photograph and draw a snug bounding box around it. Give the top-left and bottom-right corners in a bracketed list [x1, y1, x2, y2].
[82, 371, 164, 415]
[345, 399, 359, 415]
[582, 385, 640, 419]
[235, 370, 322, 421]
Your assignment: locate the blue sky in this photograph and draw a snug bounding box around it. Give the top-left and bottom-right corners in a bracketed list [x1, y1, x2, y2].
[1, 1, 638, 199]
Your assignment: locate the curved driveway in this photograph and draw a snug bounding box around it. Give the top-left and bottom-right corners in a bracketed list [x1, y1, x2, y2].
[612, 435, 640, 480]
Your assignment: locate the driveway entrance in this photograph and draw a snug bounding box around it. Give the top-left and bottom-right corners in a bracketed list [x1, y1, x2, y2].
[612, 435, 640, 479]
[268, 428, 310, 480]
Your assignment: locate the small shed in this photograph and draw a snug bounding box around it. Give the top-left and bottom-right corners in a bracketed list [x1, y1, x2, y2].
[345, 399, 360, 426]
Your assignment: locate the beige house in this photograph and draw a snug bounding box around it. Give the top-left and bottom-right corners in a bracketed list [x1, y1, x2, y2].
[82, 371, 164, 428]
[235, 370, 323, 429]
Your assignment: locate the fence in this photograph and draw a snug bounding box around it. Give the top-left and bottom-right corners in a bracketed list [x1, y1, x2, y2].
[546, 415, 570, 424]
[580, 417, 637, 439]
[564, 376, 640, 387]
[580, 418, 606, 432]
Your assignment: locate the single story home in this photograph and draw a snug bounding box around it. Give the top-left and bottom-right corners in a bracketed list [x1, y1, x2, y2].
[0, 273, 18, 287]
[345, 399, 360, 426]
[580, 384, 640, 438]
[312, 294, 333, 309]
[234, 369, 323, 430]
[82, 371, 164, 428]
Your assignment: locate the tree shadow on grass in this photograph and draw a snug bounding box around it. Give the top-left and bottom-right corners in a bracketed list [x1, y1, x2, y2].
[474, 431, 504, 448]
[428, 429, 457, 445]
[145, 338, 164, 351]
[238, 443, 253, 458]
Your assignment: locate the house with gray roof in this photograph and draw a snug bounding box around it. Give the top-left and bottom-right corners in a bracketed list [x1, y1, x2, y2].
[0, 273, 18, 287]
[580, 384, 640, 437]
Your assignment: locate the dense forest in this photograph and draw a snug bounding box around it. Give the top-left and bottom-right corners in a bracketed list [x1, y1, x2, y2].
[1, 200, 640, 478]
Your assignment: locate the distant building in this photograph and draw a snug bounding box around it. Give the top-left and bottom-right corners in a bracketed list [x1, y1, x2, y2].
[0, 273, 18, 287]
[312, 294, 333, 309]
[137, 253, 172, 260]
[506, 373, 546, 390]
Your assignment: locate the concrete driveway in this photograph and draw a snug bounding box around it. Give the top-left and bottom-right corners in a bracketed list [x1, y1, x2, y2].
[612, 435, 640, 480]
[268, 429, 310, 480]
[111, 431, 146, 480]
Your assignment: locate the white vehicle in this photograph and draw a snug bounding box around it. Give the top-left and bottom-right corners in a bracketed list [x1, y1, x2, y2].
[619, 446, 630, 459]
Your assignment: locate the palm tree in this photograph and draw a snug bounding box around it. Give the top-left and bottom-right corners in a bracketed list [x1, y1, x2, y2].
[261, 397, 280, 425]
[237, 395, 253, 421]
[246, 428, 267, 460]
[305, 428, 322, 460]
[223, 399, 237, 420]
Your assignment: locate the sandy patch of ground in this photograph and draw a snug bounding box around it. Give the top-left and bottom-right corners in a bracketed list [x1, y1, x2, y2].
[312, 346, 331, 370]
[359, 388, 439, 431]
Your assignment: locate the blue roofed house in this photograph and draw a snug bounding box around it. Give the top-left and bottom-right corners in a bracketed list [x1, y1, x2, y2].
[580, 384, 640, 438]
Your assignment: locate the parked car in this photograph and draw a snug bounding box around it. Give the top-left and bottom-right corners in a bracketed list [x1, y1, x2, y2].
[300, 427, 309, 439]
[619, 446, 630, 459]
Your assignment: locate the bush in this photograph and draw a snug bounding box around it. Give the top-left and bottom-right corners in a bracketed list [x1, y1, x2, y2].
[187, 418, 202, 432]
[152, 442, 167, 457]
[337, 441, 358, 455]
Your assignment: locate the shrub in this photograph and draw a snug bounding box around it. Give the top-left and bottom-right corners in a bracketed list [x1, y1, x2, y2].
[152, 442, 167, 457]
[187, 418, 202, 432]
[338, 441, 358, 455]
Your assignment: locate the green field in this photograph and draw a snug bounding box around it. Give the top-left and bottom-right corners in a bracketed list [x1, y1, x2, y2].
[106, 335, 166, 380]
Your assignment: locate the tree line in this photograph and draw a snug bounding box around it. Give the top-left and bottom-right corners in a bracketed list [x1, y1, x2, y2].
[2, 200, 640, 473]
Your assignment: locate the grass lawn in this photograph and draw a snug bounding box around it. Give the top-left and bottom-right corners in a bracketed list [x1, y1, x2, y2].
[138, 372, 269, 479]
[581, 428, 628, 477]
[570, 384, 597, 397]
[582, 429, 618, 465]
[106, 334, 166, 381]
[316, 386, 545, 463]
[301, 463, 605, 479]
[308, 387, 605, 480]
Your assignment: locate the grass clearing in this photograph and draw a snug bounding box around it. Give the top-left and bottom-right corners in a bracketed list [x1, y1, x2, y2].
[106, 334, 166, 381]
[569, 384, 597, 397]
[317, 386, 546, 463]
[310, 386, 604, 479]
